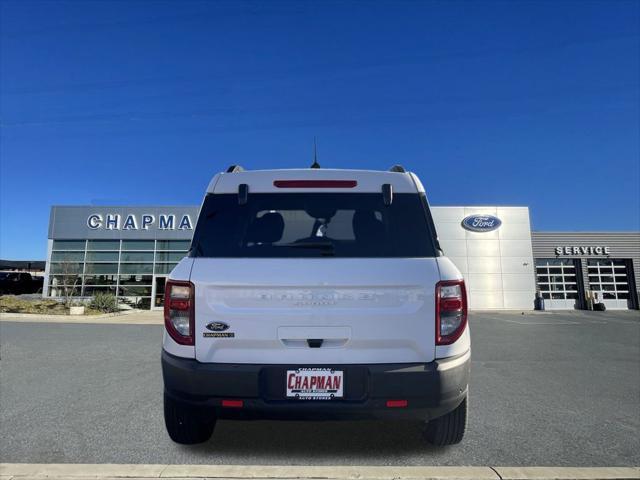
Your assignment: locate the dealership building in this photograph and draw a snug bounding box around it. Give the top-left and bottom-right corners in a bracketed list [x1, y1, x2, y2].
[44, 205, 640, 311]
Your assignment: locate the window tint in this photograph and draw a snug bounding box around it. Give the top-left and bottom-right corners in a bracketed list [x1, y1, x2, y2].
[191, 193, 436, 258]
[156, 240, 190, 251]
[87, 240, 120, 251]
[154, 263, 178, 274]
[155, 251, 186, 262]
[85, 252, 118, 262]
[52, 240, 85, 251]
[120, 252, 154, 263]
[51, 251, 85, 262]
[121, 240, 155, 250]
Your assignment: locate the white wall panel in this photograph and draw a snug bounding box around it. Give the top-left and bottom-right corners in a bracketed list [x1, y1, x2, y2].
[467, 239, 501, 257]
[468, 256, 502, 274]
[500, 256, 535, 274]
[501, 273, 536, 291]
[470, 292, 504, 309]
[464, 207, 497, 216]
[503, 291, 534, 309]
[466, 229, 500, 240]
[436, 222, 467, 240]
[500, 240, 534, 257]
[467, 273, 503, 291]
[431, 207, 465, 223]
[432, 206, 535, 310]
[439, 239, 468, 257]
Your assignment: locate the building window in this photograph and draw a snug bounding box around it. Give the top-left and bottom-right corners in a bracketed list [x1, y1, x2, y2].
[51, 251, 85, 262]
[121, 240, 155, 250]
[85, 251, 119, 262]
[50, 262, 84, 274]
[119, 286, 153, 296]
[84, 286, 117, 296]
[87, 240, 120, 251]
[48, 238, 189, 308]
[120, 252, 154, 263]
[83, 275, 118, 286]
[155, 251, 186, 262]
[52, 240, 86, 251]
[119, 274, 153, 285]
[85, 263, 119, 274]
[156, 240, 190, 251]
[120, 263, 154, 274]
[154, 263, 178, 274]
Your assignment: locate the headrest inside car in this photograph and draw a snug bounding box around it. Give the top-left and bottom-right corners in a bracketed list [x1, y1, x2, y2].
[246, 212, 285, 245]
[352, 210, 384, 240]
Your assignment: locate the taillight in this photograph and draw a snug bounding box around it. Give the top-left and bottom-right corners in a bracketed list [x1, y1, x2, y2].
[435, 279, 467, 345]
[164, 280, 194, 346]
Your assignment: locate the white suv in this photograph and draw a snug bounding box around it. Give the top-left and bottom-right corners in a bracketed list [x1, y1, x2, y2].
[161, 165, 470, 445]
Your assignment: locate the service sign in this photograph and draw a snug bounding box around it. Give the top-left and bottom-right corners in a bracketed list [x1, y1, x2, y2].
[461, 214, 502, 232]
[555, 246, 611, 256]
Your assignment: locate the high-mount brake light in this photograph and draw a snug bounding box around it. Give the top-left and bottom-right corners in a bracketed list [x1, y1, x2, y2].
[435, 279, 468, 345]
[164, 280, 195, 346]
[273, 180, 357, 188]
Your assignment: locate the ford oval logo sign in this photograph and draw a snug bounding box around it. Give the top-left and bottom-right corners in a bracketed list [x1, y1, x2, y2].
[206, 321, 229, 332]
[461, 214, 502, 232]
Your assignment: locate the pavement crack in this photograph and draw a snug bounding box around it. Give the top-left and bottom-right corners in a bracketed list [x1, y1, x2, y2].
[157, 464, 170, 478]
[489, 466, 503, 480]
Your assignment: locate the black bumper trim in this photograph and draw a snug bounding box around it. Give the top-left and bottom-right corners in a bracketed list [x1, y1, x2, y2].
[161, 350, 470, 421]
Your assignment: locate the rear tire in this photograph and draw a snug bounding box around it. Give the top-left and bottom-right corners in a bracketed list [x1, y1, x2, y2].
[164, 392, 216, 444]
[423, 397, 467, 446]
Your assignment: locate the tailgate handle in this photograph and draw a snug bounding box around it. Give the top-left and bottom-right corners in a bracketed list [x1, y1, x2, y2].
[307, 339, 324, 348]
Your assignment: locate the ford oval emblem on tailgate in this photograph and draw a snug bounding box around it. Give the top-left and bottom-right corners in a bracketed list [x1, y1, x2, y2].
[206, 321, 230, 332]
[461, 214, 502, 232]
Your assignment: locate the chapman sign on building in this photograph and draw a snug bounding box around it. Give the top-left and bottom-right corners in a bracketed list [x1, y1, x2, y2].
[86, 213, 193, 231]
[44, 205, 640, 311]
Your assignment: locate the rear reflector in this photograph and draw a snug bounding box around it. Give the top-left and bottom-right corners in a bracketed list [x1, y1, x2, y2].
[221, 399, 244, 408]
[273, 180, 357, 188]
[386, 400, 408, 408]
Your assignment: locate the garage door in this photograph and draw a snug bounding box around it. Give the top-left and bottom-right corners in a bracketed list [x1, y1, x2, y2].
[587, 259, 631, 310]
[536, 259, 580, 310]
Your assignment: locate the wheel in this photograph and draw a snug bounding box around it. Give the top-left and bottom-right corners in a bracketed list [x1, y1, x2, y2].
[163, 392, 216, 444]
[423, 397, 467, 446]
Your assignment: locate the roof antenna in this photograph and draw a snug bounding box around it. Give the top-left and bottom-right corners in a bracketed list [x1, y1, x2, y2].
[311, 137, 321, 169]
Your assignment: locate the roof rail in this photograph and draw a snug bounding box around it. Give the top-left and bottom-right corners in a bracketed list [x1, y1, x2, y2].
[389, 164, 406, 173]
[226, 165, 244, 173]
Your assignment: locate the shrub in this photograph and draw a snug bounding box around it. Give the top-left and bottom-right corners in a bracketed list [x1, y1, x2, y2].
[89, 293, 118, 313]
[0, 296, 67, 314]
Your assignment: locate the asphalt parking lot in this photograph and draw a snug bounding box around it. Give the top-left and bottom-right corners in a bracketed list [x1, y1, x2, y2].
[0, 311, 638, 466]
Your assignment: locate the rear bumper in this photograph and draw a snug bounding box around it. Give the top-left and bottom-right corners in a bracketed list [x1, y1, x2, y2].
[161, 350, 470, 421]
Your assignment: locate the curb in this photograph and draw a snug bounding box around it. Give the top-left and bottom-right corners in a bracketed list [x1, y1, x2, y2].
[0, 311, 132, 319]
[0, 464, 638, 480]
[0, 310, 162, 325]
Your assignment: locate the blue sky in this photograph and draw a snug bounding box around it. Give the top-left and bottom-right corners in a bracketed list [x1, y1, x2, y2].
[1, 0, 638, 260]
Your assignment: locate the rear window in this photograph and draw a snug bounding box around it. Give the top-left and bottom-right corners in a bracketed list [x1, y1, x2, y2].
[190, 193, 437, 258]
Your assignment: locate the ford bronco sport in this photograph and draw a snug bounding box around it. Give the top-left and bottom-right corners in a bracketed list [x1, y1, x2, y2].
[161, 165, 470, 445]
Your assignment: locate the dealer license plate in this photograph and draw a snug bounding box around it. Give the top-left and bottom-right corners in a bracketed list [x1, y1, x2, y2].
[286, 368, 344, 400]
